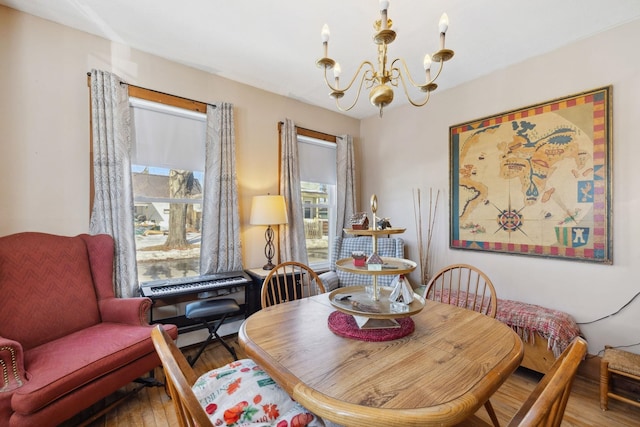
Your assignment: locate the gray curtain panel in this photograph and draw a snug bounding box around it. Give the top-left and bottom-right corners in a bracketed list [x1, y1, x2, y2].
[200, 103, 243, 273]
[89, 69, 138, 298]
[279, 119, 308, 264]
[336, 134, 358, 236]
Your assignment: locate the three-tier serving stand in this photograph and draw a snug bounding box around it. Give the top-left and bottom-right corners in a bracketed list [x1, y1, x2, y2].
[329, 195, 425, 328]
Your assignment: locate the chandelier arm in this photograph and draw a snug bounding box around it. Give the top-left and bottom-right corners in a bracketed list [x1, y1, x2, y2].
[392, 57, 446, 89]
[322, 65, 338, 91]
[334, 71, 371, 112]
[429, 58, 447, 84]
[392, 58, 424, 88]
[323, 60, 376, 93]
[396, 72, 433, 107]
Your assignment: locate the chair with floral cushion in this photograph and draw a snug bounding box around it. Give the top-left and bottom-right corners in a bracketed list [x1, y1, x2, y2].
[150, 325, 324, 427]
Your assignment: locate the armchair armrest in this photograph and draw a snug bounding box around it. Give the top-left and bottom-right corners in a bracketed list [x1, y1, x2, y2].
[99, 297, 152, 326]
[0, 337, 26, 392]
[318, 271, 340, 291]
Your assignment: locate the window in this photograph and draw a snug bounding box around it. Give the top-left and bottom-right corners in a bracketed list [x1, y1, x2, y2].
[298, 134, 337, 270]
[129, 97, 206, 283]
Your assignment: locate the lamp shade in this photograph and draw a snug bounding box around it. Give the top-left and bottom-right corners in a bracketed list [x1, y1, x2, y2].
[250, 195, 288, 226]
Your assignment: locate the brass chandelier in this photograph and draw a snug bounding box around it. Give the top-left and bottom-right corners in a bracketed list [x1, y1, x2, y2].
[316, 0, 454, 117]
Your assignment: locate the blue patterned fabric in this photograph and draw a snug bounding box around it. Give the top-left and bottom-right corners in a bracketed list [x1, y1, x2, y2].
[319, 236, 404, 288]
[319, 271, 341, 291]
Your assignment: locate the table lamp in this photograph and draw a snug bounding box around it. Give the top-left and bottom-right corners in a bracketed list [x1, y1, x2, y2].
[250, 194, 288, 270]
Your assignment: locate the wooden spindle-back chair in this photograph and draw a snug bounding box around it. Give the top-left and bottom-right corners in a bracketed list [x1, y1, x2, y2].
[425, 264, 499, 426]
[424, 263, 498, 318]
[261, 261, 326, 308]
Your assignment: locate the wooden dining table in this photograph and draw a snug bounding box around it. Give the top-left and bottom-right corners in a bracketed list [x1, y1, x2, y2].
[238, 292, 523, 427]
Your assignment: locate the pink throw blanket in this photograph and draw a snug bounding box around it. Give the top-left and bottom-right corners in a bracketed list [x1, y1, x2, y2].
[496, 298, 581, 358]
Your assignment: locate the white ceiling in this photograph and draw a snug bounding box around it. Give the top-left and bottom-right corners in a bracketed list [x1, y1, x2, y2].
[3, 0, 640, 119]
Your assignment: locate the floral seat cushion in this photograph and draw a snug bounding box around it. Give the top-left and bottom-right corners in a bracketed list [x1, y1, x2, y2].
[192, 358, 324, 427]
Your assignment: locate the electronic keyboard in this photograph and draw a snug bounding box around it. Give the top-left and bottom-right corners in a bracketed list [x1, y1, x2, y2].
[139, 270, 252, 300]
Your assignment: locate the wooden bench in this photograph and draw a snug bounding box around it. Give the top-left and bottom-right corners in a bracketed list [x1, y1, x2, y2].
[496, 298, 582, 374]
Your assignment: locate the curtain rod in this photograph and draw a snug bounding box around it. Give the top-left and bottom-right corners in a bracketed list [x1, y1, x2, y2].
[86, 72, 214, 112]
[278, 121, 337, 143]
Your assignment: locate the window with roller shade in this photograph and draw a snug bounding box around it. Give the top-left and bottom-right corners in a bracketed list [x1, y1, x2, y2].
[298, 135, 336, 270]
[129, 97, 206, 282]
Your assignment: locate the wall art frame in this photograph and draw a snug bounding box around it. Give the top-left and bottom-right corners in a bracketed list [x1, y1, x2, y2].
[449, 86, 612, 264]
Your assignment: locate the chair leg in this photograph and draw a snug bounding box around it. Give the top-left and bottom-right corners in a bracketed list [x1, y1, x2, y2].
[600, 359, 610, 411]
[484, 399, 500, 427]
[188, 313, 238, 367]
[215, 330, 238, 361]
[134, 375, 164, 388]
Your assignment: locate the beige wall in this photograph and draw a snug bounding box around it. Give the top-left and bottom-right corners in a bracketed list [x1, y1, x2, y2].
[360, 19, 640, 355]
[0, 6, 359, 269]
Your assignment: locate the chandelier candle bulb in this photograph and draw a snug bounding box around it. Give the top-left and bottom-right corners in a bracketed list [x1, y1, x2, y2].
[321, 24, 330, 58]
[439, 13, 449, 50]
[333, 63, 341, 86]
[439, 13, 449, 33]
[321, 24, 330, 42]
[423, 54, 432, 81]
[380, 0, 389, 30]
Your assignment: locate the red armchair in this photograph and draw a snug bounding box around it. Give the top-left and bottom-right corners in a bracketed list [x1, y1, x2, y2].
[0, 232, 178, 427]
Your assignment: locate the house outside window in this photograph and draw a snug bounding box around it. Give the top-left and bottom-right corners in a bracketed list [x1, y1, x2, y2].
[298, 135, 336, 270]
[130, 97, 206, 283]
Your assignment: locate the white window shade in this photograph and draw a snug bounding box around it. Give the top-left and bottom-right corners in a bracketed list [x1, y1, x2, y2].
[298, 136, 336, 184]
[130, 97, 206, 171]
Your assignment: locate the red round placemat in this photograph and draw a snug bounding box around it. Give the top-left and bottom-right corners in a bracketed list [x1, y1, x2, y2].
[327, 310, 415, 341]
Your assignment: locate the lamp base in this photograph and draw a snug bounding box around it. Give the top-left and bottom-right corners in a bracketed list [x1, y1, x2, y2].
[263, 225, 276, 271]
[262, 262, 276, 271]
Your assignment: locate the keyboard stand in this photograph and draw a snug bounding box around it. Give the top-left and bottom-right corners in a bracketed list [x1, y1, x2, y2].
[185, 298, 242, 366]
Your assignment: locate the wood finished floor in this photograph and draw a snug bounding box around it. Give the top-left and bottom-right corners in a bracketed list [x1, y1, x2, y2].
[73, 336, 640, 427]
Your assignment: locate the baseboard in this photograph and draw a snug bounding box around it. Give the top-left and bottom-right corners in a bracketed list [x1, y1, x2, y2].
[578, 353, 601, 382]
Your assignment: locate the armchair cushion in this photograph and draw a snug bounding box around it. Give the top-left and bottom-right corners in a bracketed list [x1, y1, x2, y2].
[12, 323, 159, 415]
